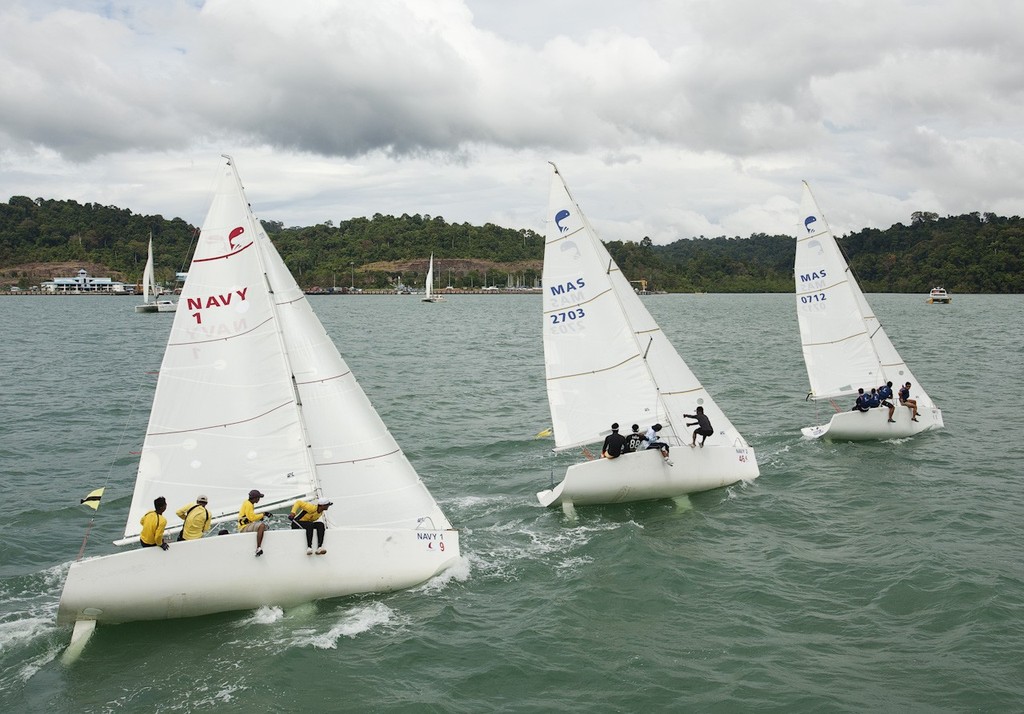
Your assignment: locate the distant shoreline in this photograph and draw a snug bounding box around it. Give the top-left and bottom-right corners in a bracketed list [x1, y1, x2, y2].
[0, 289, 547, 297]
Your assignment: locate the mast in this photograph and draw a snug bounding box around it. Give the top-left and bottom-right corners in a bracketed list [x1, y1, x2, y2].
[221, 155, 322, 498]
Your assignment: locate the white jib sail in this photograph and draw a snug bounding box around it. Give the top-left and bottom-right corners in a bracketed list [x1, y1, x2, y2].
[542, 165, 751, 452]
[425, 255, 434, 299]
[124, 157, 451, 539]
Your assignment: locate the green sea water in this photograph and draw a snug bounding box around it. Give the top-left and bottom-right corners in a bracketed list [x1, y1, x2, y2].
[1, 293, 1022, 712]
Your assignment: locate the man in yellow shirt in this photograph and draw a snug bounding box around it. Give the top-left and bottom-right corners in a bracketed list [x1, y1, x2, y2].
[238, 489, 271, 557]
[140, 496, 169, 551]
[175, 494, 212, 541]
[288, 498, 332, 555]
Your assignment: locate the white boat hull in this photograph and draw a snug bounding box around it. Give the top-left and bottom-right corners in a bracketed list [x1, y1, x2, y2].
[134, 301, 177, 313]
[537, 445, 758, 509]
[802, 404, 944, 440]
[57, 527, 460, 625]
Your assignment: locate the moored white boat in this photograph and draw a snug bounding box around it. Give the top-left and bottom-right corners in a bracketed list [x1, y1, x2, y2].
[58, 157, 460, 638]
[536, 164, 758, 513]
[927, 287, 951, 304]
[421, 254, 444, 303]
[795, 181, 944, 440]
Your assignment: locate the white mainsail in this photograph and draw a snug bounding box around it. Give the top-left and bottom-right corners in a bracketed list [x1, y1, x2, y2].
[125, 158, 452, 537]
[136, 235, 176, 313]
[425, 255, 434, 300]
[795, 181, 942, 439]
[58, 157, 459, 632]
[538, 165, 758, 509]
[141, 237, 155, 305]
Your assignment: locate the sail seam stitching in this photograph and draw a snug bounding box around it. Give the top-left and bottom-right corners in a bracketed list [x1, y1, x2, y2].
[146, 400, 293, 435]
[542, 287, 612, 314]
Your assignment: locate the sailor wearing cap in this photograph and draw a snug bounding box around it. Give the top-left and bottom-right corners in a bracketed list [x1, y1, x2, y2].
[175, 494, 212, 541]
[288, 497, 333, 555]
[238, 489, 272, 557]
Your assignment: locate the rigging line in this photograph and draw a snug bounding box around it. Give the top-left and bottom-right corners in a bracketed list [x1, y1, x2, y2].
[802, 329, 869, 347]
[316, 448, 402, 467]
[545, 224, 584, 244]
[542, 286, 612, 314]
[546, 353, 642, 381]
[659, 386, 703, 397]
[179, 225, 200, 275]
[166, 314, 275, 346]
[147, 400, 294, 436]
[295, 370, 352, 386]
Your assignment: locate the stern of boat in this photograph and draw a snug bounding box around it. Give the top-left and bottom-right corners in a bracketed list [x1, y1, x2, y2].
[538, 445, 758, 508]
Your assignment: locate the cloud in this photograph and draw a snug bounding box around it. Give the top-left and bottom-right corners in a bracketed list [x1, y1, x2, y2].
[0, 0, 1023, 240]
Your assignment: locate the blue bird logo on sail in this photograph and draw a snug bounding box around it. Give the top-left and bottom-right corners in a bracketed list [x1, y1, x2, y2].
[555, 209, 571, 233]
[804, 215, 817, 233]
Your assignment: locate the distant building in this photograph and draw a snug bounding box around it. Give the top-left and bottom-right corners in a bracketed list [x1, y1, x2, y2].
[41, 269, 131, 294]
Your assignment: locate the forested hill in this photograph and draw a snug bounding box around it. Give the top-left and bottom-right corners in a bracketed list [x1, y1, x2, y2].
[1, 195, 1021, 293]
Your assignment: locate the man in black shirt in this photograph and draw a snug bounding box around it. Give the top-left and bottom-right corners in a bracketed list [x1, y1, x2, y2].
[601, 423, 627, 458]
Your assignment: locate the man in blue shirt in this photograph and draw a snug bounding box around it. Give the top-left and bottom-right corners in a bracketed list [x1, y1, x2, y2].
[852, 388, 871, 412]
[878, 381, 896, 422]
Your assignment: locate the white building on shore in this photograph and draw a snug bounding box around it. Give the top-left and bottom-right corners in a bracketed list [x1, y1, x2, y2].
[41, 269, 132, 294]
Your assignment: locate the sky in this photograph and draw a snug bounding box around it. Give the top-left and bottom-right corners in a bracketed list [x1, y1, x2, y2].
[2, 0, 1023, 245]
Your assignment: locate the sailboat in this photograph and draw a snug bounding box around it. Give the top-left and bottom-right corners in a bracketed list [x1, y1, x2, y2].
[134, 235, 177, 313]
[536, 164, 759, 513]
[795, 181, 944, 440]
[58, 157, 461, 642]
[421, 254, 444, 302]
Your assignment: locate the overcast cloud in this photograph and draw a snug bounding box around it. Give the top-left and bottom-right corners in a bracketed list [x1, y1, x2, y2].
[2, 0, 1023, 244]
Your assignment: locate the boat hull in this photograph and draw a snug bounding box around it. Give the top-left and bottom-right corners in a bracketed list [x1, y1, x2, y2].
[537, 445, 759, 508]
[135, 302, 177, 313]
[802, 404, 944, 440]
[57, 527, 460, 625]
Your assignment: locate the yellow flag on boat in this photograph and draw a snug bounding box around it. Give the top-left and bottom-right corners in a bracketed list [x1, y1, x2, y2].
[535, 427, 552, 438]
[80, 488, 104, 511]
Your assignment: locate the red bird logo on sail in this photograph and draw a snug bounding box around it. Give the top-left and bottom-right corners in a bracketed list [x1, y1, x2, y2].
[193, 224, 253, 263]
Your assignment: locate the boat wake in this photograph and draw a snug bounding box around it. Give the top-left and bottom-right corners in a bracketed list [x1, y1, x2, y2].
[413, 555, 471, 593]
[301, 602, 399, 649]
[240, 605, 285, 625]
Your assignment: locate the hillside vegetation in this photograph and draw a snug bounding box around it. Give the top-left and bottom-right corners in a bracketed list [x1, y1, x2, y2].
[1, 196, 1021, 293]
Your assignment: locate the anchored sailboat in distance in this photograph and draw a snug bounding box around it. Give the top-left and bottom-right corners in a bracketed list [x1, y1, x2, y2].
[134, 235, 176, 312]
[536, 164, 758, 513]
[58, 157, 460, 645]
[422, 254, 444, 302]
[795, 181, 944, 440]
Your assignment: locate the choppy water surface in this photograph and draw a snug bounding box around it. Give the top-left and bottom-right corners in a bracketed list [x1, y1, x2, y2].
[1, 293, 1022, 712]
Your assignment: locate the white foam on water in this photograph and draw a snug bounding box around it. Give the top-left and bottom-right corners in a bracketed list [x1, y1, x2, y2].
[295, 601, 399, 649]
[241, 605, 285, 625]
[413, 555, 471, 593]
[554, 555, 593, 575]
